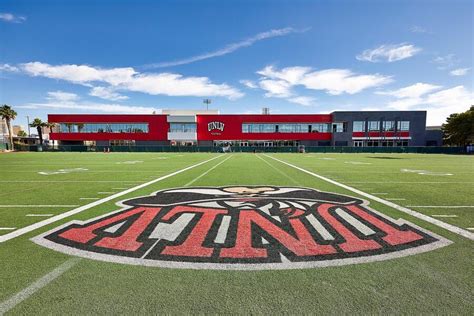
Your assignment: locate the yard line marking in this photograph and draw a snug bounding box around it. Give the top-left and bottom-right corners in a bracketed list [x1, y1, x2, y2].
[26, 214, 54, 217]
[98, 192, 115, 194]
[371, 193, 388, 195]
[256, 154, 301, 186]
[264, 154, 474, 241]
[432, 215, 458, 218]
[184, 155, 233, 187]
[0, 205, 79, 208]
[406, 205, 474, 208]
[0, 155, 223, 243]
[111, 188, 127, 190]
[0, 227, 16, 231]
[385, 198, 406, 201]
[79, 198, 99, 200]
[467, 228, 474, 231]
[0, 258, 81, 314]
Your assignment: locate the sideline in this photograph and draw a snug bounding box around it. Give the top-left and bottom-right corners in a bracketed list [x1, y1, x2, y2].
[264, 154, 474, 241]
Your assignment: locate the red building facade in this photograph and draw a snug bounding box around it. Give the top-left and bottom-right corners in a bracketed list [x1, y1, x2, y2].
[48, 110, 432, 147]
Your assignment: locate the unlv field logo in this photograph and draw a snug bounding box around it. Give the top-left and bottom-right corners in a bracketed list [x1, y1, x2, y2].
[207, 121, 224, 134]
[33, 186, 450, 270]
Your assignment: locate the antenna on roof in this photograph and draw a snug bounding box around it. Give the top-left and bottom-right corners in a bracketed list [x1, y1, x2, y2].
[262, 107, 270, 115]
[203, 99, 212, 110]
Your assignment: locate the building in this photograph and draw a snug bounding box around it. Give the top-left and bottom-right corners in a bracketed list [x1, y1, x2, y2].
[47, 110, 440, 147]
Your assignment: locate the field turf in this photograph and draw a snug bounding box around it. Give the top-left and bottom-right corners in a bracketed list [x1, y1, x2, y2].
[0, 152, 473, 314]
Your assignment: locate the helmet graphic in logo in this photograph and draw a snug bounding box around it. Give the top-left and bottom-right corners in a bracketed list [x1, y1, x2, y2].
[33, 186, 451, 270]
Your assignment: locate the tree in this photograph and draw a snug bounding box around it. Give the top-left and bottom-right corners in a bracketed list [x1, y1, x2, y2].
[0, 104, 17, 150]
[30, 118, 48, 145]
[17, 130, 27, 137]
[442, 106, 474, 146]
[45, 122, 56, 133]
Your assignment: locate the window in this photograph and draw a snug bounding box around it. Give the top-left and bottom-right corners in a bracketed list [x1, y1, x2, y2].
[241, 123, 330, 133]
[332, 123, 346, 133]
[310, 123, 330, 133]
[368, 121, 380, 131]
[59, 123, 148, 133]
[353, 141, 364, 147]
[383, 121, 395, 131]
[353, 121, 365, 132]
[169, 123, 196, 133]
[110, 140, 135, 146]
[397, 121, 410, 131]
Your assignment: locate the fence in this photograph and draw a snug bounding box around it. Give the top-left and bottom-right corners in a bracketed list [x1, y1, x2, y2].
[12, 144, 467, 154]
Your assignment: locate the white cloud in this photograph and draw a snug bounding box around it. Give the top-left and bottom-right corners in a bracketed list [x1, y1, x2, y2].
[410, 26, 429, 33]
[89, 86, 129, 101]
[144, 27, 308, 68]
[257, 65, 392, 96]
[239, 80, 258, 89]
[259, 79, 293, 98]
[47, 91, 79, 102]
[450, 68, 470, 76]
[376, 83, 442, 99]
[19, 61, 243, 100]
[384, 85, 473, 125]
[287, 96, 316, 106]
[356, 43, 421, 62]
[19, 91, 159, 114]
[0, 13, 26, 23]
[432, 54, 459, 70]
[0, 63, 19, 72]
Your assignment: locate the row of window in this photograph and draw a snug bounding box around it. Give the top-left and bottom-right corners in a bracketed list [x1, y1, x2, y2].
[353, 121, 410, 132]
[242, 123, 333, 133]
[169, 123, 197, 133]
[59, 123, 149, 133]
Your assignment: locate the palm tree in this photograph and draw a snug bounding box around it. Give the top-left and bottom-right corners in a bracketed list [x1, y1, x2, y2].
[0, 105, 17, 150]
[45, 122, 56, 134]
[30, 118, 48, 145]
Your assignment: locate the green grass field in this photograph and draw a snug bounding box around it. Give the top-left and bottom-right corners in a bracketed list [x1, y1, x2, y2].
[0, 152, 473, 314]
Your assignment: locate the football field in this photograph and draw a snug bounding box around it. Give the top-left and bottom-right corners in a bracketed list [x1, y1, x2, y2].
[0, 152, 473, 314]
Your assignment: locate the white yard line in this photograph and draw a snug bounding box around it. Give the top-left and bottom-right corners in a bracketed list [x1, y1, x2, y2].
[79, 198, 99, 200]
[0, 227, 16, 231]
[0, 181, 144, 183]
[0, 205, 79, 208]
[467, 228, 474, 231]
[431, 215, 458, 218]
[385, 198, 406, 201]
[0, 155, 223, 243]
[0, 258, 81, 314]
[264, 154, 474, 241]
[256, 155, 301, 186]
[25, 214, 54, 217]
[184, 155, 233, 186]
[371, 193, 388, 195]
[406, 205, 474, 208]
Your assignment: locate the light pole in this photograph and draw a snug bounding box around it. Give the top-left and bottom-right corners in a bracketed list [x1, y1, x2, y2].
[203, 99, 211, 110]
[26, 116, 31, 137]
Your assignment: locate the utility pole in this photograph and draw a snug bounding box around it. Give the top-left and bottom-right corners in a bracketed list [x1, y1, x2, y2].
[26, 116, 31, 137]
[203, 99, 211, 110]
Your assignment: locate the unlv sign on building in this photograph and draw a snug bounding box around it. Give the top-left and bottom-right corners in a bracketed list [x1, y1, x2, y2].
[33, 186, 449, 270]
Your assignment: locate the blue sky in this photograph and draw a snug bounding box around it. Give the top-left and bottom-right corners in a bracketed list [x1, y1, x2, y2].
[1, 0, 472, 128]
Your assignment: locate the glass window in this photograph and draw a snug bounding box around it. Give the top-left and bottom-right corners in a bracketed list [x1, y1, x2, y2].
[383, 121, 395, 131]
[353, 121, 365, 132]
[58, 123, 149, 133]
[332, 123, 346, 133]
[368, 121, 380, 131]
[397, 121, 410, 131]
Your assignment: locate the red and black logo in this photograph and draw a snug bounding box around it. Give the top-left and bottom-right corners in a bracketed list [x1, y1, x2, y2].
[33, 186, 451, 270]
